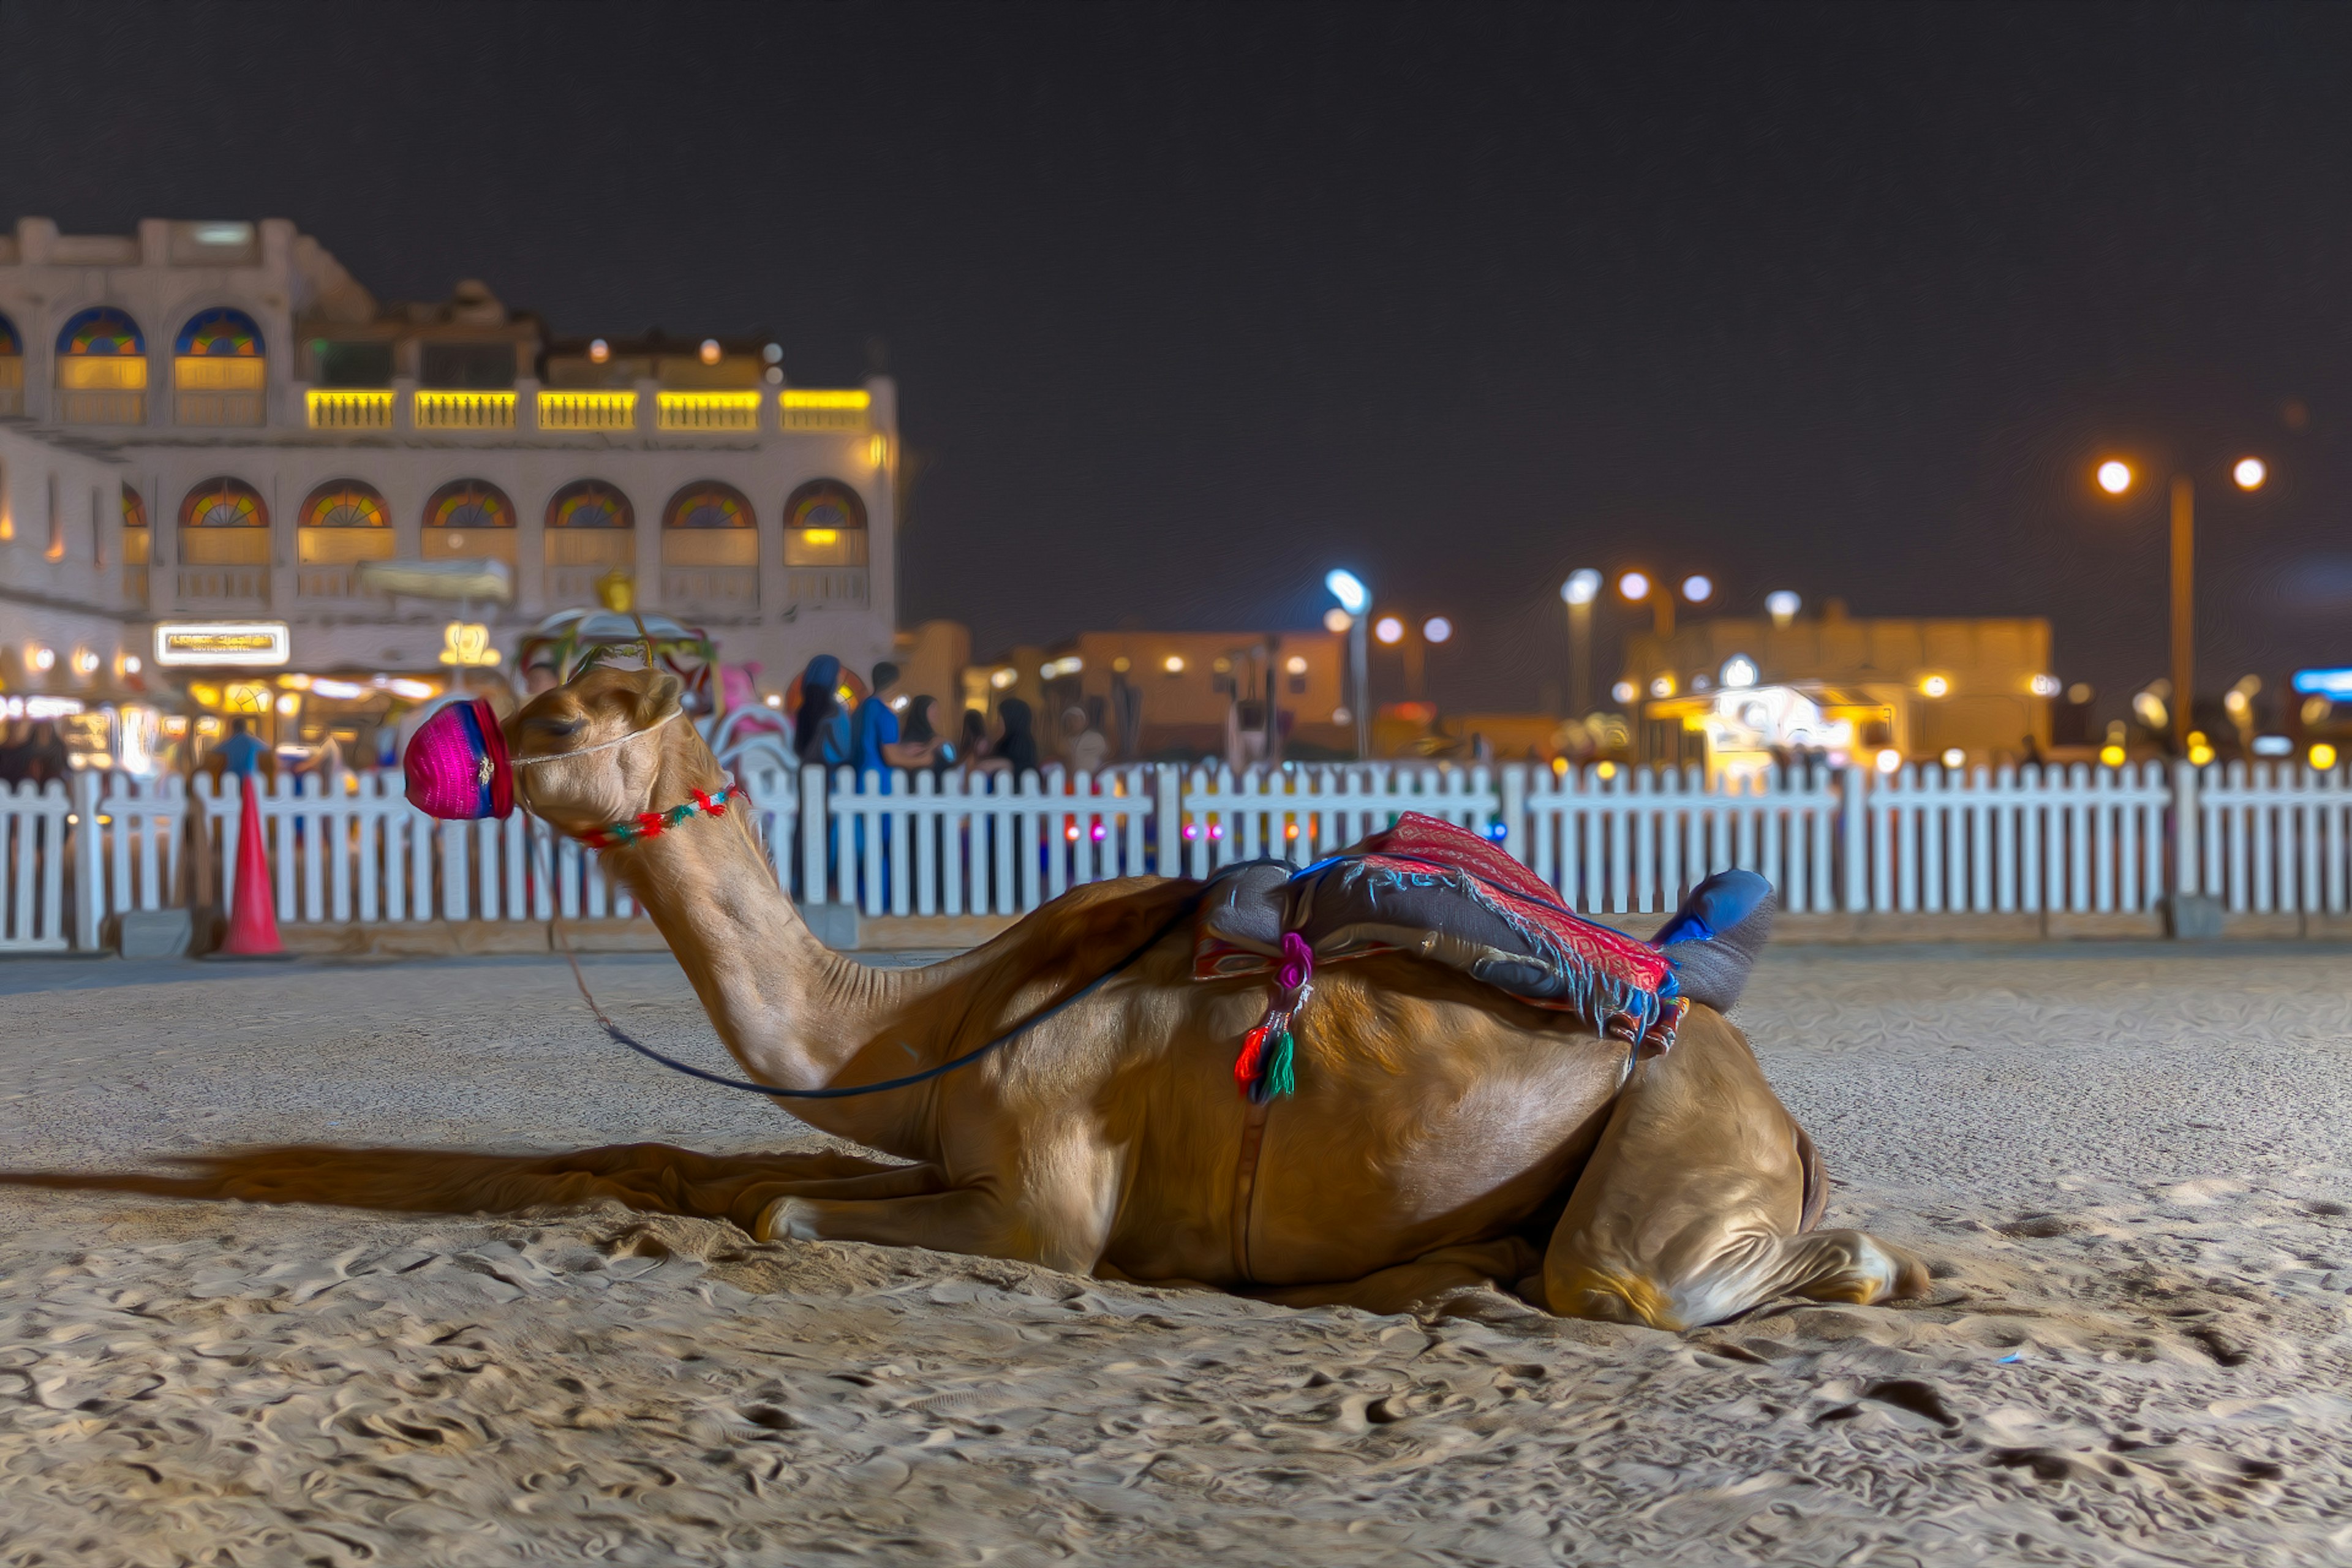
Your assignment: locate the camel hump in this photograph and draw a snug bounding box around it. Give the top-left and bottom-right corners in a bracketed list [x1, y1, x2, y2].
[1650, 869, 1776, 1013]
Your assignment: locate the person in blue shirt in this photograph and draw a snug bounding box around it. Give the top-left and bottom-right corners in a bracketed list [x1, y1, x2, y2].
[850, 662, 940, 783]
[216, 717, 268, 779]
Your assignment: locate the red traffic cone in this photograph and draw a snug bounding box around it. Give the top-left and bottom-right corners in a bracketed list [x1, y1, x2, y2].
[217, 775, 284, 956]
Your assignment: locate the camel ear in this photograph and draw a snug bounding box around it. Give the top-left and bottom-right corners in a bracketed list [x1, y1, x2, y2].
[635, 672, 683, 728]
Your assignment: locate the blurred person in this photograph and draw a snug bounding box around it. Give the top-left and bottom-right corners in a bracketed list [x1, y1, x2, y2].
[21, 722, 69, 786]
[216, 717, 267, 780]
[1062, 705, 1109, 774]
[988, 698, 1039, 777]
[793, 654, 853, 768]
[958, 708, 990, 768]
[851, 662, 941, 778]
[903, 695, 956, 774]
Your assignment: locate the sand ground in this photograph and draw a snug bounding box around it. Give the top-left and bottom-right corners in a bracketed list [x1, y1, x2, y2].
[3, 943, 2350, 1567]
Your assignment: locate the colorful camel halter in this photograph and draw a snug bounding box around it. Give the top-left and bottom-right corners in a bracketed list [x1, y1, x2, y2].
[1196, 813, 1770, 1103]
[402, 700, 685, 823]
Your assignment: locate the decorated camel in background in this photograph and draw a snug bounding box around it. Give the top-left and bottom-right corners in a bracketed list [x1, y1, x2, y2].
[19, 665, 1927, 1330]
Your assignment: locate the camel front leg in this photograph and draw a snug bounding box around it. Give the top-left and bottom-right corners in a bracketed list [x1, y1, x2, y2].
[755, 1182, 1111, 1275]
[1250, 1239, 1542, 1319]
[1541, 1010, 1927, 1330]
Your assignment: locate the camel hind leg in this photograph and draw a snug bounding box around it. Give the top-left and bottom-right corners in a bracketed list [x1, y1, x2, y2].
[1540, 1009, 1926, 1331]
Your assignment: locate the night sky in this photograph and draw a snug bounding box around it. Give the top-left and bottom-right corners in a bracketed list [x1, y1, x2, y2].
[6, 1, 2349, 720]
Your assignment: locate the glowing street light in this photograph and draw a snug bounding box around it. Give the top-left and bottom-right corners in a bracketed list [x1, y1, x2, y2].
[1324, 569, 1370, 616]
[2094, 451, 2271, 751]
[1616, 570, 1651, 603]
[1680, 575, 1713, 605]
[1373, 616, 1404, 645]
[1765, 590, 1801, 626]
[1561, 568, 1602, 715]
[1422, 617, 1452, 644]
[1324, 569, 1373, 758]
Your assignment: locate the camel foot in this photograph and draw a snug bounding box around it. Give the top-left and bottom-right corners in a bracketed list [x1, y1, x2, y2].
[1549, 1266, 1686, 1330]
[755, 1196, 813, 1243]
[1783, 1229, 1932, 1308]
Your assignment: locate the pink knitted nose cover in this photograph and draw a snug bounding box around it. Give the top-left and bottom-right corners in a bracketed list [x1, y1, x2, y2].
[403, 698, 514, 820]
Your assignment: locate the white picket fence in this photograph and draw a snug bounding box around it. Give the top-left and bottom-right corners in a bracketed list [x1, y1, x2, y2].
[4, 756, 2348, 952]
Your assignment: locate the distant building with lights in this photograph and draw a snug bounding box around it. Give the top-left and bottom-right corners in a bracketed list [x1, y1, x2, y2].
[1621, 603, 2054, 769]
[0, 215, 895, 758]
[966, 629, 1351, 764]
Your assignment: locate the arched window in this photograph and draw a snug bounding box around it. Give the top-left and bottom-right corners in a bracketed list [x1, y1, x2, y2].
[297, 480, 394, 564]
[423, 479, 517, 563]
[543, 480, 636, 598]
[0, 312, 20, 417]
[120, 485, 150, 599]
[177, 478, 270, 570]
[662, 482, 758, 605]
[56, 307, 147, 424]
[173, 307, 265, 426]
[782, 478, 869, 566]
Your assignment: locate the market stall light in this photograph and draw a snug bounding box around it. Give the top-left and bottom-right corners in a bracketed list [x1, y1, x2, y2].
[1648, 674, 1676, 699]
[1285, 655, 1308, 675]
[1765, 590, 1801, 625]
[1322, 608, 1352, 633]
[1941, 748, 1966, 769]
[699, 339, 722, 365]
[1721, 655, 1758, 689]
[274, 692, 301, 717]
[1875, 748, 1902, 774]
[308, 678, 368, 701]
[1920, 674, 1950, 698]
[70, 648, 99, 675]
[2100, 744, 2128, 767]
[383, 677, 437, 701]
[1611, 680, 1637, 704]
[1162, 655, 1185, 675]
[2029, 673, 2061, 698]
[2314, 742, 2340, 771]
[28, 645, 54, 673]
[2252, 735, 2293, 757]
[2188, 740, 2216, 766]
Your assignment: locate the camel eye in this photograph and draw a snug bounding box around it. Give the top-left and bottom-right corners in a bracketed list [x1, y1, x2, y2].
[526, 714, 586, 741]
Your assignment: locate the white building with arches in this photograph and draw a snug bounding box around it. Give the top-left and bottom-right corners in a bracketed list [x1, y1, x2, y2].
[0, 215, 897, 737]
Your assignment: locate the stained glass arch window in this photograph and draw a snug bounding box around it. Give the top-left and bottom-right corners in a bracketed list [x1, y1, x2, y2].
[300, 480, 390, 530]
[783, 479, 867, 532]
[664, 481, 755, 530]
[0, 312, 20, 356]
[178, 478, 268, 529]
[176, 307, 263, 358]
[546, 480, 634, 530]
[426, 479, 516, 531]
[122, 485, 148, 532]
[59, 307, 145, 357]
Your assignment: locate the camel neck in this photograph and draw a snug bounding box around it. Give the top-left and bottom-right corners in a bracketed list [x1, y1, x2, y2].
[593, 726, 940, 1156]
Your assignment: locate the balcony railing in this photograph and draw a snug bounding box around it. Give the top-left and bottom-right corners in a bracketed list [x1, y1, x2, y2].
[657, 391, 761, 432]
[780, 388, 872, 431]
[661, 568, 760, 609]
[175, 390, 265, 426]
[296, 564, 382, 600]
[58, 390, 146, 425]
[414, 390, 517, 429]
[307, 389, 394, 429]
[785, 568, 869, 606]
[538, 390, 638, 431]
[177, 566, 269, 603]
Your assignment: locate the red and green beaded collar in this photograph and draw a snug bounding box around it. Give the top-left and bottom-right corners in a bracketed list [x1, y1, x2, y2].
[576, 780, 745, 851]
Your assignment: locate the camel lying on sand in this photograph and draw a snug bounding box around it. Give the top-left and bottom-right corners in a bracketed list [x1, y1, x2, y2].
[434, 665, 1920, 1330]
[14, 665, 1926, 1330]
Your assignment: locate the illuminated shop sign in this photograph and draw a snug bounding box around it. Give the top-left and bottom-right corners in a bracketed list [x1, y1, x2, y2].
[2291, 668, 2352, 699]
[153, 621, 292, 668]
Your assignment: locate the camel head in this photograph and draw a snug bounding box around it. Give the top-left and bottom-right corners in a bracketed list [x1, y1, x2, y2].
[505, 665, 693, 839]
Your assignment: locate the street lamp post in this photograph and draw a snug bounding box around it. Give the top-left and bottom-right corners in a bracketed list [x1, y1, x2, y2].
[2096, 456, 2265, 753]
[1561, 569, 1600, 715]
[1324, 569, 1372, 760]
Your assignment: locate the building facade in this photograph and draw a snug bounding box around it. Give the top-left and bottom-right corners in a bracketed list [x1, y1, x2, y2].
[0, 216, 896, 742]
